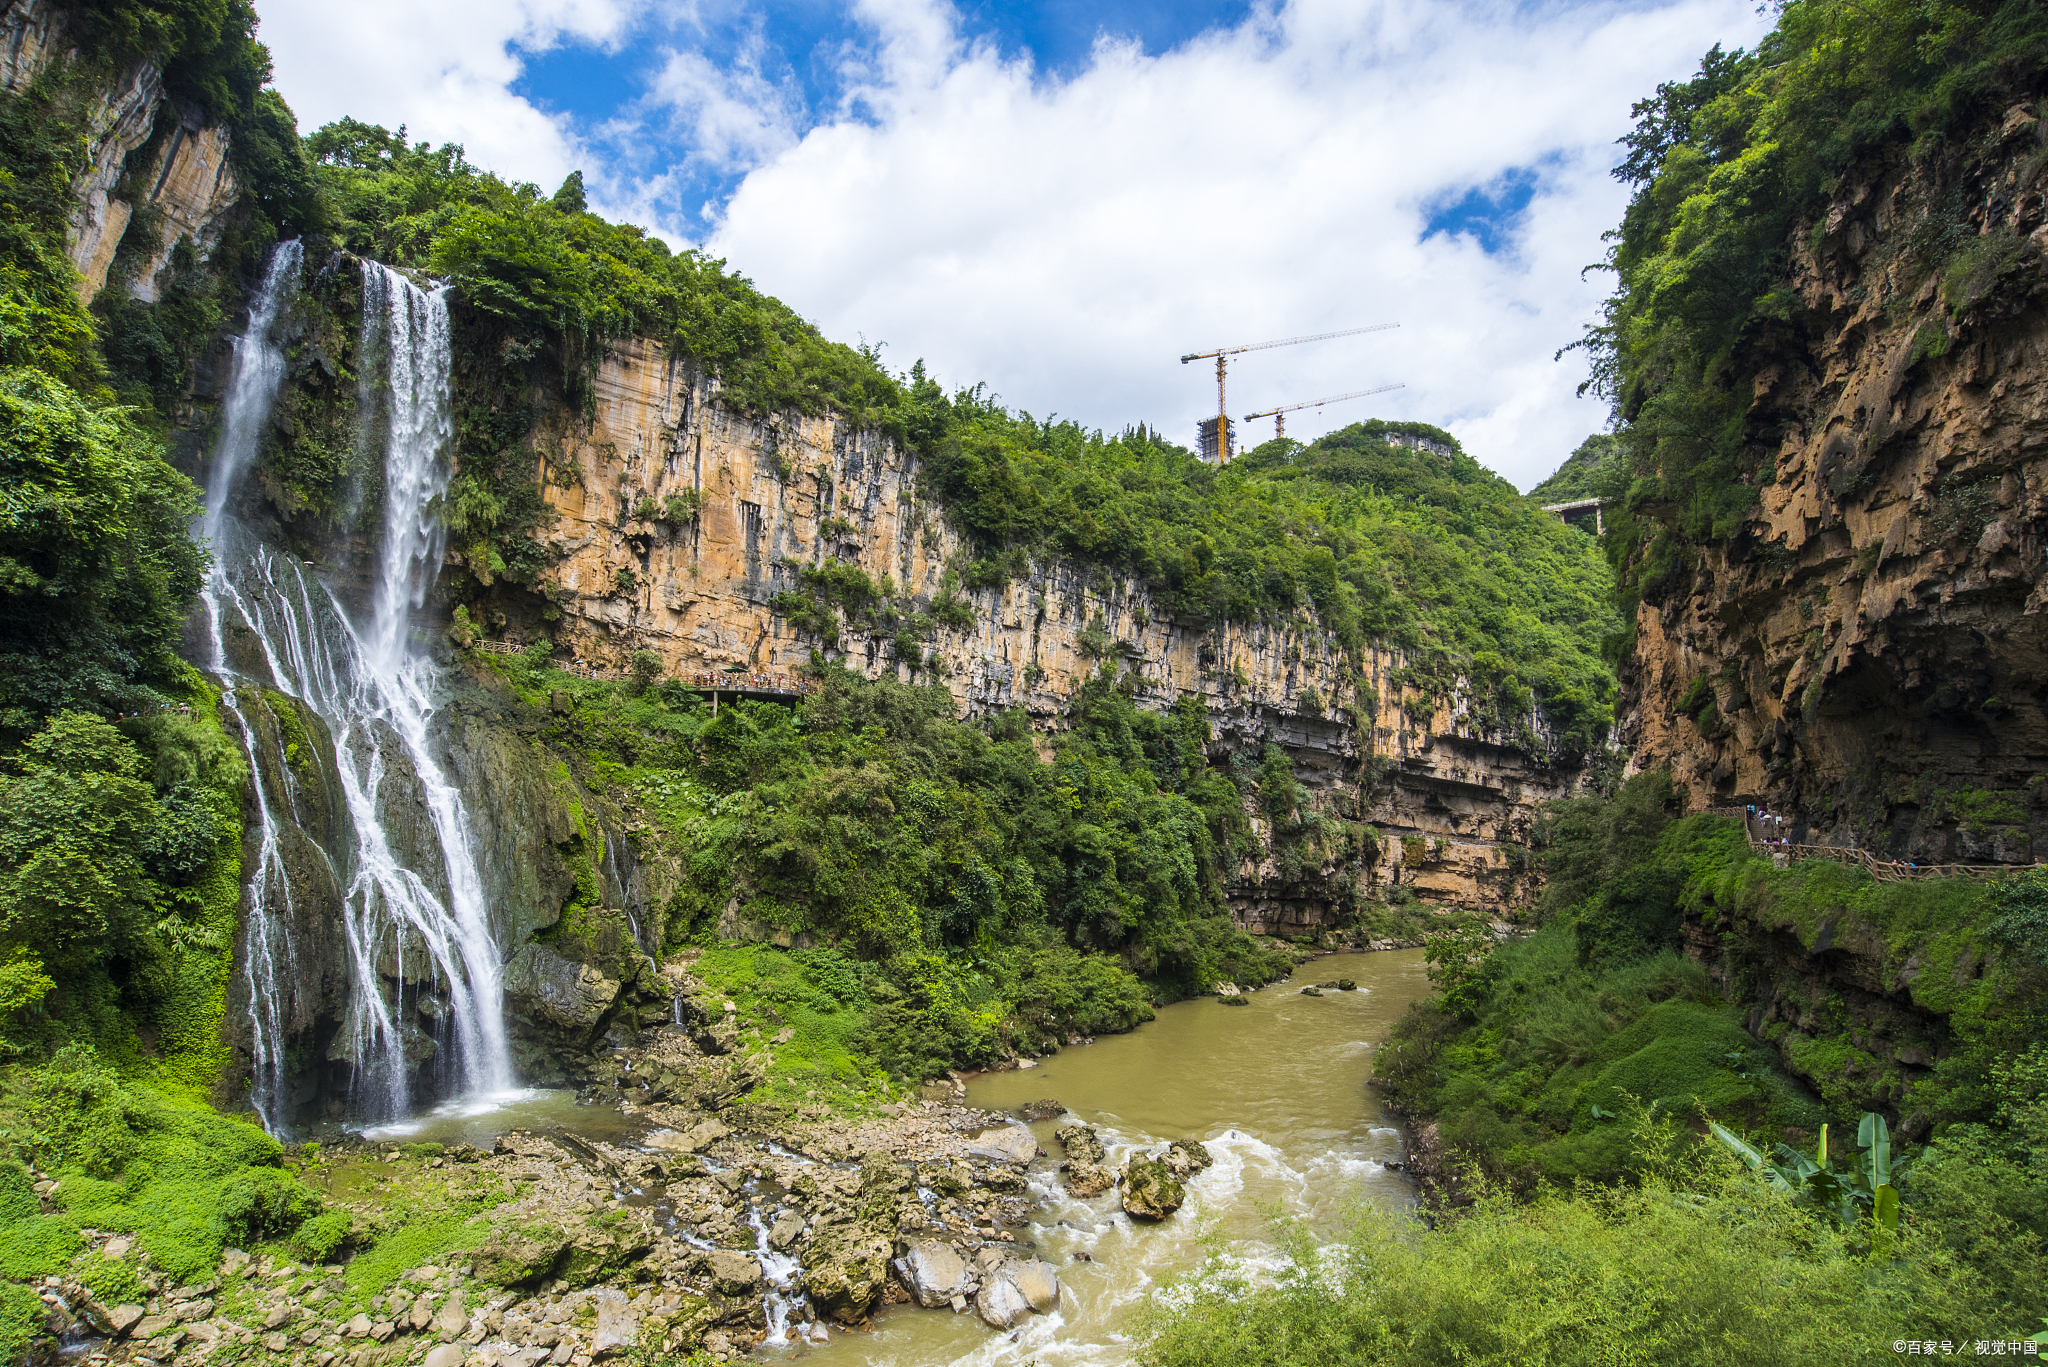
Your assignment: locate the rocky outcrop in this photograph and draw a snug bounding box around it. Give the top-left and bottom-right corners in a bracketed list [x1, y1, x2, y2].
[486, 338, 1592, 926]
[1120, 1154, 1185, 1220]
[1054, 1123, 1116, 1196]
[1, 0, 242, 302]
[1620, 100, 2048, 859]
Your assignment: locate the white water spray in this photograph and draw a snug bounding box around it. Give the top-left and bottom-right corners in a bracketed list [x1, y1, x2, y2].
[201, 247, 513, 1130]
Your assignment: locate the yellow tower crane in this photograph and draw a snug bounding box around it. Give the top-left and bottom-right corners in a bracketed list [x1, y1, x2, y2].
[1246, 383, 1406, 441]
[1180, 323, 1398, 463]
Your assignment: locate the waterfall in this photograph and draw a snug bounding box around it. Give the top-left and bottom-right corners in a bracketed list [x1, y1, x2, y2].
[202, 246, 513, 1131]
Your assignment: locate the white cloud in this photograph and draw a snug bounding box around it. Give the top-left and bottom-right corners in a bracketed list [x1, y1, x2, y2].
[708, 0, 1770, 490]
[256, 0, 646, 191]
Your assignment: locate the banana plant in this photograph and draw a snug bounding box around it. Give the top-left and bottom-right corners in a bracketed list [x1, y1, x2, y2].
[1710, 1112, 1907, 1238]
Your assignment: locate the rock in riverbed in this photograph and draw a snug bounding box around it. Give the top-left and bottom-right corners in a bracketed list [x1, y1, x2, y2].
[893, 1240, 974, 1309]
[1121, 1154, 1185, 1219]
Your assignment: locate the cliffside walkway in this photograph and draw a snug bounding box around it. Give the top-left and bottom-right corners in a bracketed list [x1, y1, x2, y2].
[1707, 806, 2040, 883]
[474, 641, 816, 700]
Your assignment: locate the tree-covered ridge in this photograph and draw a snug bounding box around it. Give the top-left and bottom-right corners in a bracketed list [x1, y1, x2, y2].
[303, 120, 905, 425]
[1578, 0, 2048, 613]
[1526, 434, 1617, 504]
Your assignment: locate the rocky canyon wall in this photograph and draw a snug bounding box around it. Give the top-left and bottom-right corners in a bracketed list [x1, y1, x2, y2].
[1619, 100, 2048, 863]
[1, 0, 241, 302]
[492, 338, 1596, 930]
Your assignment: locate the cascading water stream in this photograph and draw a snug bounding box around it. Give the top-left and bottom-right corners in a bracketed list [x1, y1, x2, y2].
[199, 245, 513, 1131]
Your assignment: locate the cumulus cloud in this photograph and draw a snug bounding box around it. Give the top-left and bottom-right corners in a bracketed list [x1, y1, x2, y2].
[256, 0, 647, 191]
[710, 0, 1769, 489]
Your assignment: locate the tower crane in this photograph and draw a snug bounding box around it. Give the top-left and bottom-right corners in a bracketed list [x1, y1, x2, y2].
[1246, 384, 1406, 441]
[1180, 323, 1398, 463]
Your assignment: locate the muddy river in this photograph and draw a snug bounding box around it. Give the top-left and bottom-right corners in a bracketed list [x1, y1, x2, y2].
[796, 947, 1432, 1366]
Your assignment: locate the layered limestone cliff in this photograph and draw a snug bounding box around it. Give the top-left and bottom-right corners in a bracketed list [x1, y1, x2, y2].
[492, 338, 1593, 928]
[1, 0, 241, 301]
[1620, 100, 2048, 862]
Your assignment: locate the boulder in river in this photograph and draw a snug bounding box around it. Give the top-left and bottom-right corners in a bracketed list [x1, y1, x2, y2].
[893, 1240, 973, 1308]
[1018, 1098, 1065, 1121]
[1121, 1154, 1185, 1219]
[1163, 1140, 1214, 1181]
[974, 1273, 1033, 1329]
[1055, 1124, 1106, 1165]
[1337, 979, 1357, 991]
[1006, 1259, 1061, 1313]
[1221, 994, 1249, 1006]
[1300, 987, 1324, 997]
[1066, 1161, 1115, 1196]
[968, 1125, 1039, 1164]
[1056, 1123, 1116, 1195]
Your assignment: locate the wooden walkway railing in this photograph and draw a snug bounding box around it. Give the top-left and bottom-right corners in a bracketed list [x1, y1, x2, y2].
[1706, 807, 2040, 883]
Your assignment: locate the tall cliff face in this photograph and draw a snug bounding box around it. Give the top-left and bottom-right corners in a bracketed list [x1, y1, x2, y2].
[1, 0, 241, 302]
[1620, 102, 2048, 861]
[473, 338, 1592, 928]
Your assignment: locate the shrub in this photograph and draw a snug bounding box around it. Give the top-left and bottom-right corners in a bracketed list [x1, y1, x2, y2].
[290, 1210, 355, 1262]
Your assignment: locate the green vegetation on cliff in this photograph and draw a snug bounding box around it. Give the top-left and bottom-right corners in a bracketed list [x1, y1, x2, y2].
[1578, 0, 2048, 616]
[484, 652, 1298, 1083]
[1350, 770, 2048, 1348]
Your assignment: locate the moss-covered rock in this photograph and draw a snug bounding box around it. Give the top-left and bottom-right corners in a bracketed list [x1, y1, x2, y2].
[469, 1220, 570, 1287]
[1121, 1155, 1185, 1220]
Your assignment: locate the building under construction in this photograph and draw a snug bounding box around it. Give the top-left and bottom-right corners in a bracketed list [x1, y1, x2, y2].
[1197, 416, 1235, 463]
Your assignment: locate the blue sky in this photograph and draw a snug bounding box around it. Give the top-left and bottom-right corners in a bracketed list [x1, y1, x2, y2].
[258, 0, 1770, 488]
[509, 0, 1271, 229]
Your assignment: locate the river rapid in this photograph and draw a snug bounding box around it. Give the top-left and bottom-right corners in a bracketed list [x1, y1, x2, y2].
[796, 947, 1432, 1367]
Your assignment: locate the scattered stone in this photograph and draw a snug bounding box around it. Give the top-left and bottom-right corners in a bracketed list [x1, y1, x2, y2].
[107, 1304, 146, 1337]
[262, 1305, 294, 1330]
[423, 1346, 466, 1367]
[102, 1236, 133, 1260]
[345, 1314, 373, 1338]
[1121, 1154, 1186, 1220]
[410, 1296, 437, 1331]
[262, 1332, 289, 1352]
[369, 1319, 396, 1341]
[891, 1240, 973, 1309]
[434, 1291, 468, 1338]
[1055, 1123, 1115, 1195]
[132, 1314, 177, 1340]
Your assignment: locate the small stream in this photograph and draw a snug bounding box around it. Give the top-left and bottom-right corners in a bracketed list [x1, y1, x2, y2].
[793, 947, 1432, 1366]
